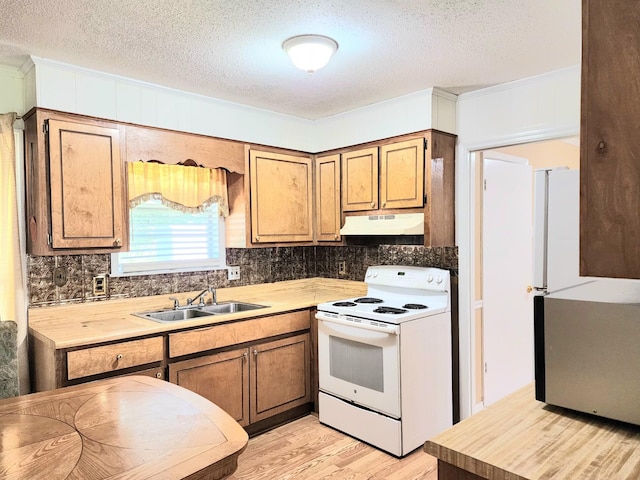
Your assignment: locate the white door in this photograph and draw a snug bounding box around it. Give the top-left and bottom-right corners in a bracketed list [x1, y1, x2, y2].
[482, 155, 534, 406]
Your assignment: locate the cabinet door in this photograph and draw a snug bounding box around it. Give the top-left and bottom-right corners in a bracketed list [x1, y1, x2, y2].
[315, 154, 341, 242]
[250, 333, 311, 422]
[249, 150, 313, 243]
[380, 138, 425, 209]
[580, 1, 640, 278]
[48, 119, 125, 249]
[342, 147, 379, 211]
[170, 348, 250, 427]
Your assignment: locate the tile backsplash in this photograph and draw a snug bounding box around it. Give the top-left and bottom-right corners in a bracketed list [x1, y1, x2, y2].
[27, 245, 458, 307]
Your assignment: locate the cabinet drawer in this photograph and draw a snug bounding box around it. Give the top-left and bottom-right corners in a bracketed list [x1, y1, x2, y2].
[169, 310, 311, 358]
[67, 337, 164, 380]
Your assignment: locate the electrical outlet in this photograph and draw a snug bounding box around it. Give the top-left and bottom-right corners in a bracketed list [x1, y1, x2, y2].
[338, 261, 347, 275]
[93, 275, 107, 296]
[53, 266, 67, 287]
[228, 266, 241, 281]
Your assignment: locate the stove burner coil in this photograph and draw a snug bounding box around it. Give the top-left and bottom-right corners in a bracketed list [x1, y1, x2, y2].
[373, 306, 407, 314]
[354, 297, 384, 304]
[403, 303, 428, 310]
[333, 301, 357, 307]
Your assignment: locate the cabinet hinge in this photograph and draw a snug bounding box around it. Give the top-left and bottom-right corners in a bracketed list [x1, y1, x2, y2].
[424, 194, 428, 205]
[484, 179, 487, 191]
[425, 139, 428, 150]
[43, 121, 49, 134]
[47, 232, 52, 246]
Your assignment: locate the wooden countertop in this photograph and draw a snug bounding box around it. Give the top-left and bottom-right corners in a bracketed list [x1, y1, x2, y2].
[28, 278, 367, 349]
[0, 375, 248, 480]
[425, 384, 640, 479]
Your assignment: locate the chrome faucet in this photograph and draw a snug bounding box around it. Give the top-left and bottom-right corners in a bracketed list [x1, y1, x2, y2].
[209, 286, 217, 305]
[187, 289, 210, 307]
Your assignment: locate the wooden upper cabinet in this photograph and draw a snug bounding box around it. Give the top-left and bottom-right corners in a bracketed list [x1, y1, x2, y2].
[580, 0, 640, 278]
[342, 147, 379, 211]
[380, 138, 425, 209]
[424, 130, 456, 247]
[315, 154, 341, 242]
[249, 150, 313, 243]
[24, 110, 127, 255]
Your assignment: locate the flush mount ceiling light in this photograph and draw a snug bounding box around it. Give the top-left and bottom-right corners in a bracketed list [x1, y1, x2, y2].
[282, 34, 338, 74]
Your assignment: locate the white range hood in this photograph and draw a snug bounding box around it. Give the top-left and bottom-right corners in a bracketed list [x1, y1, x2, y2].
[339, 213, 424, 236]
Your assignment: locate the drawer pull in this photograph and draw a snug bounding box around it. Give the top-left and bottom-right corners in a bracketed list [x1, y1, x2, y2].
[253, 349, 258, 356]
[243, 352, 248, 361]
[116, 354, 123, 360]
[155, 372, 162, 379]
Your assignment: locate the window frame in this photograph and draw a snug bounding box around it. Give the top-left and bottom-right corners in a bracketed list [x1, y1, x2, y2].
[110, 199, 226, 277]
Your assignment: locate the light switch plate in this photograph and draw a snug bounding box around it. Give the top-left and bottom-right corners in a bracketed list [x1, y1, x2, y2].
[228, 266, 240, 280]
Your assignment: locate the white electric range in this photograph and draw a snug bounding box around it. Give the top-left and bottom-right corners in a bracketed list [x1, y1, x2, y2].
[316, 265, 453, 457]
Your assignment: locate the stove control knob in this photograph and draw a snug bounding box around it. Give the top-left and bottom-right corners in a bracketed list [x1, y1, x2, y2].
[366, 272, 372, 278]
[372, 272, 378, 278]
[436, 276, 443, 284]
[428, 275, 434, 283]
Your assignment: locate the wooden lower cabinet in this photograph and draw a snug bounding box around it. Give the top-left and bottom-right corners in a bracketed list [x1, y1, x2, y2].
[169, 348, 250, 426]
[169, 333, 311, 428]
[250, 333, 311, 422]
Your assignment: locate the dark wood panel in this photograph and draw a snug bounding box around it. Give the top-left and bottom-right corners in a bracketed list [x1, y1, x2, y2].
[580, 0, 640, 278]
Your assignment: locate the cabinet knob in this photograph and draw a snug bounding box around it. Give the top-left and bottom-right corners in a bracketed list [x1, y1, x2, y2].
[370, 202, 375, 208]
[334, 234, 339, 240]
[114, 238, 122, 246]
[255, 235, 260, 242]
[116, 354, 123, 361]
[155, 372, 162, 379]
[253, 349, 258, 356]
[382, 202, 386, 208]
[243, 352, 248, 360]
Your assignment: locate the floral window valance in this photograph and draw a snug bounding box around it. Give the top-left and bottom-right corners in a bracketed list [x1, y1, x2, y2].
[127, 161, 229, 216]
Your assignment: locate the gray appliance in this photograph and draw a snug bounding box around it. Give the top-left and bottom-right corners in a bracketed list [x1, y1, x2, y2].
[535, 279, 640, 426]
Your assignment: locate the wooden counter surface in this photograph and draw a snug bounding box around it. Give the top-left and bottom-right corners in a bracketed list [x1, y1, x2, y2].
[29, 278, 367, 349]
[425, 384, 640, 479]
[0, 375, 248, 480]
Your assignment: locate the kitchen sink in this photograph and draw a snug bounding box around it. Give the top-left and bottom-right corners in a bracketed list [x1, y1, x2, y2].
[199, 301, 267, 314]
[135, 301, 268, 323]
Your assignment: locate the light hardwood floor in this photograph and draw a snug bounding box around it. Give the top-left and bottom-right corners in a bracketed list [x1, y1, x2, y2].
[228, 414, 438, 480]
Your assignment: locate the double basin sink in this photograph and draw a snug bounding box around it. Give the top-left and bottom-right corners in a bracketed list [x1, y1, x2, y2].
[135, 301, 268, 323]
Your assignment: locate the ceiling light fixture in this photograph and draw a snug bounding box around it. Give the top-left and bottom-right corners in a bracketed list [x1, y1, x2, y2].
[282, 34, 338, 74]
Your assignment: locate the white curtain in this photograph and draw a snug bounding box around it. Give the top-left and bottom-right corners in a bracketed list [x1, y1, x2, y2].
[0, 112, 28, 396]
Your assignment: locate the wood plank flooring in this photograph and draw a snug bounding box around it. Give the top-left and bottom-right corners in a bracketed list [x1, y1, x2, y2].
[228, 414, 438, 480]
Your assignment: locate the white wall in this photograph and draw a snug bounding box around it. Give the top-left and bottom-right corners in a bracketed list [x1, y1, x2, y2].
[455, 65, 581, 420]
[311, 88, 456, 151]
[0, 65, 25, 120]
[25, 56, 456, 153]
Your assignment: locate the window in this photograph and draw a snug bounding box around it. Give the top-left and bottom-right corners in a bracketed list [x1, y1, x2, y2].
[111, 198, 225, 276]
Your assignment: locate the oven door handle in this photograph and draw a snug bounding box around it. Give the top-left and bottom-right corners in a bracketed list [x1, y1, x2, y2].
[316, 313, 399, 335]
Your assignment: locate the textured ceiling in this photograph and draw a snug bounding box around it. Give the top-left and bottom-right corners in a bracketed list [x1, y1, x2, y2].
[0, 0, 581, 120]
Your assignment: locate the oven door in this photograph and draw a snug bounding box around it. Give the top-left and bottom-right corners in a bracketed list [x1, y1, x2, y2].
[317, 312, 401, 418]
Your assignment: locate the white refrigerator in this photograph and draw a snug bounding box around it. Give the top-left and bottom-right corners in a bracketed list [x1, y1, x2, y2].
[532, 167, 592, 294]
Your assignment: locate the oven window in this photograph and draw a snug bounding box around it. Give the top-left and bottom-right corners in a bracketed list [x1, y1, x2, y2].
[329, 336, 384, 392]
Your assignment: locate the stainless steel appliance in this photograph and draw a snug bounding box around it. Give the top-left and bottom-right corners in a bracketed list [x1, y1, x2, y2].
[316, 265, 453, 456]
[534, 279, 640, 426]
